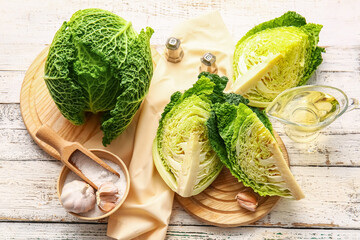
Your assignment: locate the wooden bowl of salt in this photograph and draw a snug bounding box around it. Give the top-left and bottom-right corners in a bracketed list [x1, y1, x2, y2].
[57, 149, 130, 220]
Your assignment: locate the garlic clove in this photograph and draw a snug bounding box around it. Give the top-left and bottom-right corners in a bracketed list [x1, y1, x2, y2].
[98, 182, 118, 196]
[235, 191, 259, 212]
[98, 201, 117, 212]
[96, 182, 119, 212]
[100, 194, 118, 203]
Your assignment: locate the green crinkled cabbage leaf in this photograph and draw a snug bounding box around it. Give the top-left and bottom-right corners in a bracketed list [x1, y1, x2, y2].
[207, 102, 294, 197]
[44, 8, 153, 146]
[153, 73, 227, 197]
[233, 11, 324, 107]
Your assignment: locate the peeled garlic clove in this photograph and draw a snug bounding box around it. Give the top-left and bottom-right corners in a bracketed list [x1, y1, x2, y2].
[96, 182, 119, 212]
[235, 191, 259, 212]
[61, 180, 96, 214]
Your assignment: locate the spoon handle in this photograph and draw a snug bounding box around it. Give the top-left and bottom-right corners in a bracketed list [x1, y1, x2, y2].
[76, 146, 120, 178]
[64, 161, 98, 190]
[36, 125, 99, 190]
[36, 125, 69, 155]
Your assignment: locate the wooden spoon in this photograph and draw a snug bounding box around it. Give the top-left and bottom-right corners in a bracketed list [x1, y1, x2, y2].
[36, 125, 120, 190]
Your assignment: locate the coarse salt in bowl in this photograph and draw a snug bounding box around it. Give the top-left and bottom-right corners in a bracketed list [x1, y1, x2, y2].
[57, 149, 130, 220]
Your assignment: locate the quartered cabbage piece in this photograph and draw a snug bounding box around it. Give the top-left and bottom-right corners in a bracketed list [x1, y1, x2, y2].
[153, 73, 228, 197]
[233, 11, 324, 108]
[207, 102, 304, 199]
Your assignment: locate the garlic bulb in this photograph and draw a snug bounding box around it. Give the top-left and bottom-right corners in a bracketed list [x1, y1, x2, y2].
[61, 180, 96, 214]
[96, 182, 119, 212]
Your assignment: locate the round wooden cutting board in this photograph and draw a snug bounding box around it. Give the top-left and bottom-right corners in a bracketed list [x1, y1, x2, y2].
[176, 132, 288, 227]
[20, 47, 289, 227]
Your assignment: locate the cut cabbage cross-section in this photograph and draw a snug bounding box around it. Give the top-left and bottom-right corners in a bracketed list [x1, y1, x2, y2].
[153, 74, 226, 197]
[209, 102, 304, 199]
[232, 53, 283, 108]
[233, 11, 324, 108]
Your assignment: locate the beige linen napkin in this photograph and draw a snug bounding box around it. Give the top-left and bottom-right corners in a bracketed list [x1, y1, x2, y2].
[85, 11, 234, 240]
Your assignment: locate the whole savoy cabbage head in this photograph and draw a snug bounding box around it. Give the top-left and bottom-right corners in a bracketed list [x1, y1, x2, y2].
[44, 8, 154, 146]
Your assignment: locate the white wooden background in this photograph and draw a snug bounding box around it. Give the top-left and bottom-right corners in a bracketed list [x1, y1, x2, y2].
[1, 0, 360, 239]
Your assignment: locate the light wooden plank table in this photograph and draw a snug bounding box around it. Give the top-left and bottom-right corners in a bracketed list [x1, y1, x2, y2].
[1, 0, 359, 239]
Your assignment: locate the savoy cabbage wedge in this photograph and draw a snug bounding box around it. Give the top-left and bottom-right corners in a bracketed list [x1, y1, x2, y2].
[44, 9, 154, 146]
[207, 102, 304, 199]
[153, 72, 228, 197]
[232, 11, 324, 108]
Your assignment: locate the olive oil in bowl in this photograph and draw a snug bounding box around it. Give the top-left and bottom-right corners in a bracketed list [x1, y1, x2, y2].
[266, 85, 357, 142]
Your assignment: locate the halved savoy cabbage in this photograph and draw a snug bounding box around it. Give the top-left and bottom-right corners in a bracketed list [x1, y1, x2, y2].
[207, 102, 304, 199]
[153, 73, 229, 197]
[232, 11, 324, 108]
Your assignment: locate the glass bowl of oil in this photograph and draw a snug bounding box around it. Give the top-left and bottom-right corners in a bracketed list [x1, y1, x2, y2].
[266, 85, 358, 142]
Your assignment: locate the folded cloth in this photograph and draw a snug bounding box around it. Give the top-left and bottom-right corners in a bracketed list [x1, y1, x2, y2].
[85, 11, 234, 240]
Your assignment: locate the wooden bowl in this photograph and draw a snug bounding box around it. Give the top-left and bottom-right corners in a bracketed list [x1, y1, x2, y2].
[57, 149, 130, 220]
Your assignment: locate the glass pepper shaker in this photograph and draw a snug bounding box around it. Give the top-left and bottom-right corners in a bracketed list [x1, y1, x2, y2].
[199, 52, 218, 74]
[165, 37, 184, 63]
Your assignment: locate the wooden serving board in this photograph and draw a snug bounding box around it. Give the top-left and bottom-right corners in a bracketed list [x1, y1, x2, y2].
[176, 131, 288, 227]
[20, 47, 288, 227]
